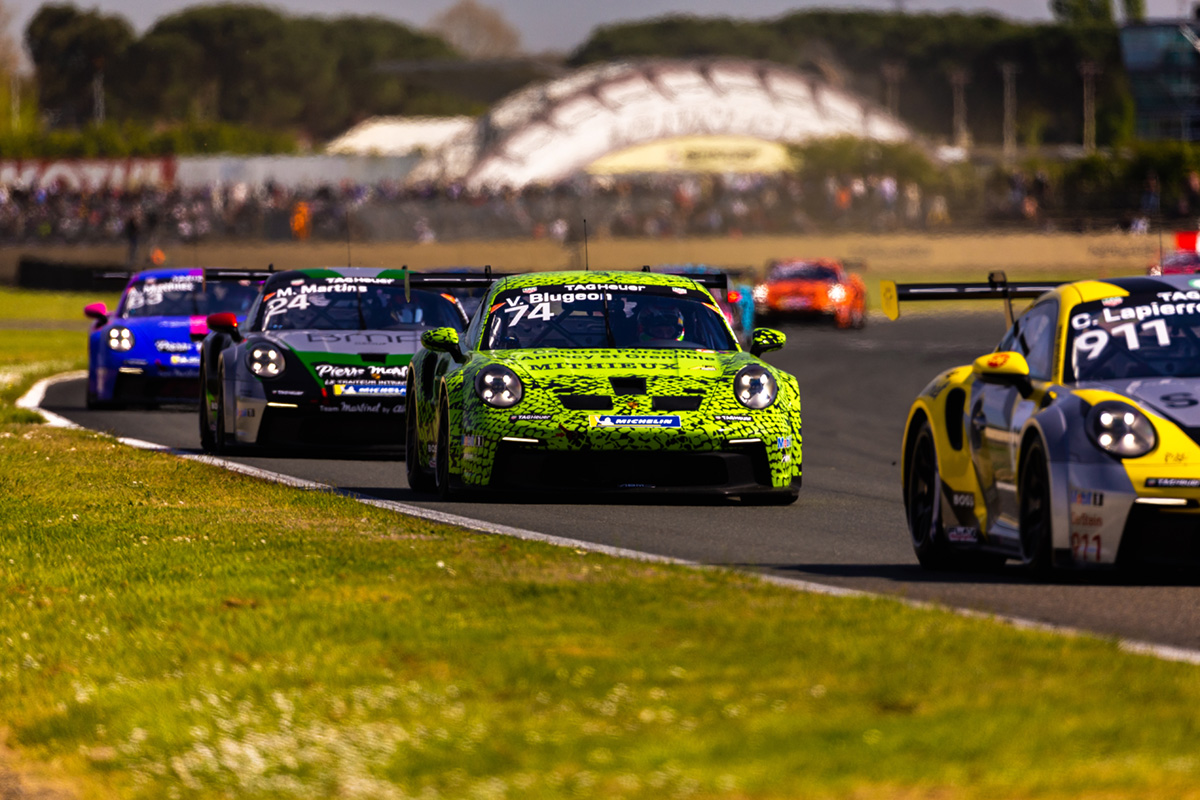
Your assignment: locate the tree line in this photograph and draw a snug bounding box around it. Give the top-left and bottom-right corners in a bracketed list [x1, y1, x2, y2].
[14, 1, 1173, 152]
[571, 9, 1137, 148]
[24, 3, 481, 140]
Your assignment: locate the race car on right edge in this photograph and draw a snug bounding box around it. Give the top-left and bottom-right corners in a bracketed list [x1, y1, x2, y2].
[885, 272, 1200, 572]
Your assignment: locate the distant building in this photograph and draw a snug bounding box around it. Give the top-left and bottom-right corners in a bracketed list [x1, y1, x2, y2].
[324, 116, 475, 157]
[1120, 16, 1200, 140]
[403, 58, 912, 189]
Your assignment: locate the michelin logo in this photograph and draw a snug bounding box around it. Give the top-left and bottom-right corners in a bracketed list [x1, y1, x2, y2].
[589, 415, 681, 428]
[333, 384, 406, 396]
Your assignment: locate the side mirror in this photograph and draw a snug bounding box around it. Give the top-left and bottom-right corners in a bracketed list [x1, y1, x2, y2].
[84, 302, 108, 328]
[750, 327, 786, 357]
[206, 312, 242, 341]
[421, 326, 465, 363]
[973, 351, 1032, 397]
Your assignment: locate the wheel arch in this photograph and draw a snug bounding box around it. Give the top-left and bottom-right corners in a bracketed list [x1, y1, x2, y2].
[1017, 410, 1072, 557]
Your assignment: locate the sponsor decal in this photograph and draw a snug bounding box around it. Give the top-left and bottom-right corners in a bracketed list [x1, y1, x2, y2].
[1071, 490, 1104, 506]
[155, 340, 192, 352]
[273, 389, 305, 396]
[509, 414, 553, 421]
[319, 401, 403, 414]
[314, 363, 407, 381]
[333, 384, 405, 396]
[618, 483, 654, 488]
[169, 355, 200, 366]
[1071, 511, 1103, 527]
[1145, 477, 1200, 488]
[714, 414, 752, 422]
[522, 287, 537, 293]
[947, 526, 978, 542]
[1191, 279, 1200, 290]
[588, 414, 682, 428]
[462, 435, 487, 448]
[951, 492, 974, 508]
[1101, 297, 1123, 307]
[672, 287, 687, 295]
[986, 352, 1010, 368]
[306, 333, 413, 346]
[776, 436, 791, 449]
[237, 408, 255, 418]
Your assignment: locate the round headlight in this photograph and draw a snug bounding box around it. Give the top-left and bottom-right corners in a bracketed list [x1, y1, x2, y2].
[107, 327, 134, 351]
[828, 283, 847, 302]
[475, 364, 523, 408]
[246, 343, 286, 378]
[753, 284, 768, 303]
[734, 364, 777, 410]
[1088, 401, 1156, 458]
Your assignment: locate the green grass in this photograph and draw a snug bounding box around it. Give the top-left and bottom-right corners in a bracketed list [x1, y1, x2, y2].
[3, 286, 1200, 799]
[0, 287, 120, 324]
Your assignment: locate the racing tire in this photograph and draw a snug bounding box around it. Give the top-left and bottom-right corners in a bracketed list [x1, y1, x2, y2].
[199, 392, 216, 453]
[434, 396, 455, 500]
[1018, 440, 1054, 574]
[405, 390, 436, 493]
[214, 370, 232, 455]
[906, 421, 1003, 572]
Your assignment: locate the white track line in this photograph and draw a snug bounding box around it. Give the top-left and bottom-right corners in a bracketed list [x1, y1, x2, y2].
[17, 372, 1200, 667]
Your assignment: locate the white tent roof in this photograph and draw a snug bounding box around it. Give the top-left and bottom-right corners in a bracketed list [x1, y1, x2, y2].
[325, 116, 475, 157]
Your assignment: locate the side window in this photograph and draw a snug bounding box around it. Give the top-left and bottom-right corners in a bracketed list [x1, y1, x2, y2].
[463, 293, 487, 352]
[1013, 300, 1059, 380]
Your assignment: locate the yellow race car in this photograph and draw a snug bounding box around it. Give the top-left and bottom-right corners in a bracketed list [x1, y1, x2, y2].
[884, 272, 1200, 572]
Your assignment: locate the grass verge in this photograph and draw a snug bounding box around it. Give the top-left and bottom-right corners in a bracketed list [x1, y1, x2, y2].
[2, 289, 1200, 799]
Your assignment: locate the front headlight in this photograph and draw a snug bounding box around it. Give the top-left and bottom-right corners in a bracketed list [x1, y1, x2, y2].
[753, 284, 768, 303]
[1088, 401, 1156, 458]
[475, 364, 523, 408]
[828, 283, 847, 302]
[734, 364, 777, 409]
[246, 343, 286, 378]
[107, 327, 134, 351]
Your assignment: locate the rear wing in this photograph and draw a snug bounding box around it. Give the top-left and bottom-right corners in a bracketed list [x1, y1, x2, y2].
[92, 267, 278, 291]
[640, 265, 729, 291]
[881, 271, 1067, 327]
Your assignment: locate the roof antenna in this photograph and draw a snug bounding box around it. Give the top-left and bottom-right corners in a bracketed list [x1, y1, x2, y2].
[582, 218, 589, 271]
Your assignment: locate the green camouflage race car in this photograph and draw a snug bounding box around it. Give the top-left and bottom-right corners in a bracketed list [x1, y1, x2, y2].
[405, 269, 803, 501]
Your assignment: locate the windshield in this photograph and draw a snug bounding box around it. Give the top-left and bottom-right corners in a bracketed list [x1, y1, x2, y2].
[256, 278, 463, 332]
[121, 276, 259, 318]
[1068, 294, 1200, 382]
[769, 263, 839, 282]
[482, 282, 737, 351]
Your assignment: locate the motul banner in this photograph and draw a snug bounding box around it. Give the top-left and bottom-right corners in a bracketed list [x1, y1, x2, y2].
[0, 158, 177, 190]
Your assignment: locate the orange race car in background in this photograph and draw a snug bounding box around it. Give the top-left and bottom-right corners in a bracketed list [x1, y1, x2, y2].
[753, 258, 867, 329]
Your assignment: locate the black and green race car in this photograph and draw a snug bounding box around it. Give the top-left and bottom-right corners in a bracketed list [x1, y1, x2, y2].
[405, 270, 803, 500]
[199, 267, 489, 452]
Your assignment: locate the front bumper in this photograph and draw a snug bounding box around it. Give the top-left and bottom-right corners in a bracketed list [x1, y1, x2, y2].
[233, 382, 407, 448]
[93, 360, 201, 404]
[457, 410, 802, 495]
[1064, 463, 1200, 568]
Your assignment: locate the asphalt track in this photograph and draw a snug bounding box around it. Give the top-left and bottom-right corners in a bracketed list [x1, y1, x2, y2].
[43, 312, 1200, 651]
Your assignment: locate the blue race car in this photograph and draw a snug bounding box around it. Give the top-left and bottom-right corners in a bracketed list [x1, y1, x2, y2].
[84, 268, 264, 408]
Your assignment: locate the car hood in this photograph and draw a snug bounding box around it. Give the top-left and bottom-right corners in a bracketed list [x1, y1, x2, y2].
[1082, 376, 1200, 428]
[768, 279, 834, 295]
[490, 347, 747, 380]
[259, 329, 424, 356]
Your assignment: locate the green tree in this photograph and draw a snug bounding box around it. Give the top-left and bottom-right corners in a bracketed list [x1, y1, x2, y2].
[1049, 0, 1115, 25]
[1120, 0, 1146, 23]
[25, 4, 135, 126]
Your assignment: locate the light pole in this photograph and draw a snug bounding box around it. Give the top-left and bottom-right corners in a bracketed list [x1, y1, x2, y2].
[1000, 61, 1018, 162]
[882, 61, 905, 118]
[949, 67, 971, 149]
[1080, 60, 1100, 153]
